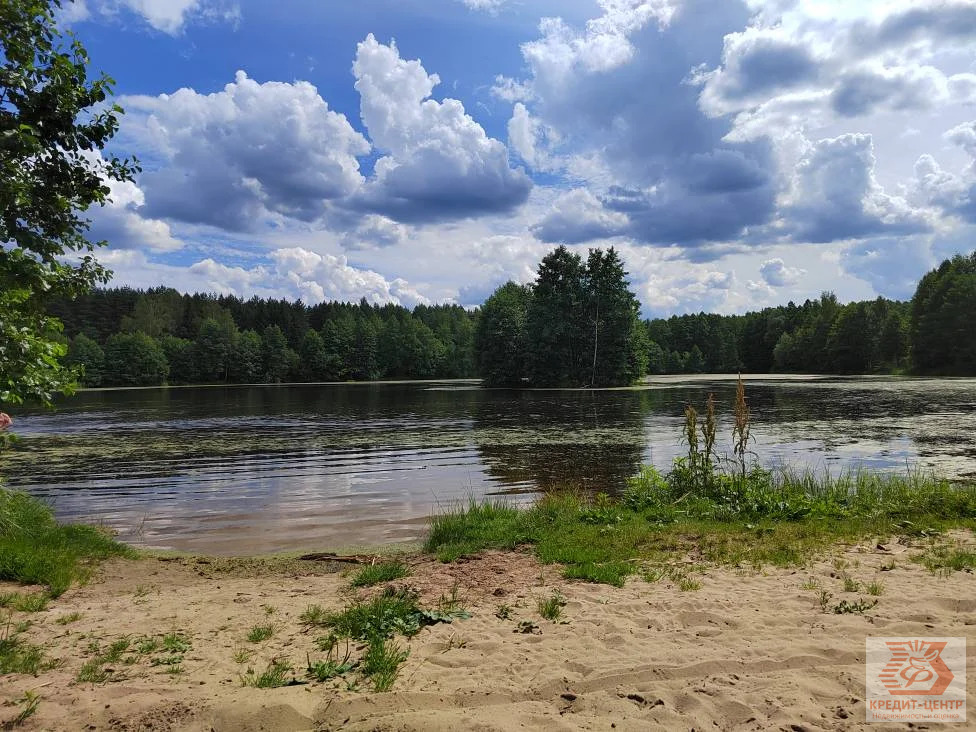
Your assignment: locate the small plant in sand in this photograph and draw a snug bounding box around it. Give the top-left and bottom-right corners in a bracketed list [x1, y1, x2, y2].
[441, 634, 467, 652]
[349, 561, 410, 588]
[914, 545, 976, 576]
[4, 690, 41, 728]
[677, 576, 702, 592]
[246, 624, 277, 643]
[299, 604, 329, 628]
[233, 647, 254, 665]
[494, 604, 513, 620]
[305, 636, 356, 682]
[240, 658, 294, 689]
[0, 593, 48, 613]
[56, 612, 82, 626]
[841, 575, 860, 593]
[832, 598, 878, 615]
[799, 579, 819, 591]
[362, 638, 408, 692]
[537, 591, 566, 622]
[866, 581, 885, 596]
[818, 590, 833, 613]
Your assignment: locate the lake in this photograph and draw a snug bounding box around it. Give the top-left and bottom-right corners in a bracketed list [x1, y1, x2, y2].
[2, 375, 974, 554]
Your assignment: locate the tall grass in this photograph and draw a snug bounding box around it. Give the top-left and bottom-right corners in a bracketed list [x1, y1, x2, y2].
[0, 488, 133, 596]
[425, 467, 976, 585]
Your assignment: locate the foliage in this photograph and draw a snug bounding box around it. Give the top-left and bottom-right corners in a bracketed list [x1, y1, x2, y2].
[319, 587, 469, 642]
[911, 252, 976, 375]
[65, 334, 105, 386]
[474, 282, 530, 387]
[101, 332, 169, 386]
[0, 0, 138, 407]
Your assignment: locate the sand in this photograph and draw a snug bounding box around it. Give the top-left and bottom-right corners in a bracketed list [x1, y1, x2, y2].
[2, 535, 974, 731]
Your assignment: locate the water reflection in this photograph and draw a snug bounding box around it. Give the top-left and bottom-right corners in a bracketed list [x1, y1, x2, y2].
[1, 376, 974, 554]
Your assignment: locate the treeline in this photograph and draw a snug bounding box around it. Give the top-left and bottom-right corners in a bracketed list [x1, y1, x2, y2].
[49, 250, 975, 387]
[52, 289, 475, 386]
[643, 251, 975, 376]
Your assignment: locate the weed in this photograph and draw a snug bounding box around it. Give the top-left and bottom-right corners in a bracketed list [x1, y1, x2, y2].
[233, 647, 254, 664]
[914, 545, 976, 576]
[841, 575, 860, 593]
[133, 585, 151, 599]
[361, 638, 408, 692]
[164, 664, 184, 676]
[832, 558, 849, 570]
[832, 598, 878, 614]
[641, 567, 664, 583]
[134, 637, 161, 655]
[322, 587, 469, 642]
[246, 624, 277, 643]
[799, 579, 819, 591]
[866, 581, 885, 596]
[494, 604, 512, 620]
[4, 690, 40, 728]
[305, 636, 356, 682]
[161, 632, 190, 654]
[563, 561, 631, 587]
[262, 605, 276, 616]
[538, 592, 566, 622]
[349, 561, 410, 588]
[0, 620, 48, 675]
[299, 604, 328, 628]
[818, 590, 833, 613]
[514, 620, 540, 634]
[442, 634, 467, 651]
[677, 576, 702, 591]
[56, 612, 82, 626]
[76, 658, 109, 683]
[240, 658, 293, 688]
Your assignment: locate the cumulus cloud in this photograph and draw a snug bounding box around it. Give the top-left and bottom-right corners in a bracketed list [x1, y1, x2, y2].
[784, 133, 930, 242]
[123, 71, 370, 231]
[458, 0, 505, 13]
[530, 189, 627, 243]
[349, 35, 531, 222]
[909, 121, 976, 223]
[839, 237, 934, 299]
[189, 248, 430, 306]
[339, 214, 407, 250]
[759, 258, 804, 287]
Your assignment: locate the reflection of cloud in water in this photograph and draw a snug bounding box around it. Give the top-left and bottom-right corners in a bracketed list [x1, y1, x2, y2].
[2, 377, 974, 553]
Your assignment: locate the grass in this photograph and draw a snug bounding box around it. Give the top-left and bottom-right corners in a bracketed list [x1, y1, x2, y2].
[0, 488, 134, 596]
[841, 575, 860, 592]
[537, 591, 566, 621]
[361, 638, 408, 692]
[240, 658, 293, 688]
[424, 464, 976, 586]
[3, 691, 41, 729]
[55, 612, 82, 625]
[866, 580, 886, 596]
[305, 636, 356, 682]
[314, 587, 467, 642]
[233, 647, 254, 664]
[914, 545, 976, 576]
[0, 619, 50, 676]
[349, 561, 410, 588]
[0, 593, 48, 613]
[246, 624, 276, 643]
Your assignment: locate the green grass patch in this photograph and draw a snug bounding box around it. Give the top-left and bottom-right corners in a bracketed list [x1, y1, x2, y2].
[914, 545, 976, 575]
[0, 592, 48, 613]
[0, 488, 134, 596]
[246, 624, 276, 643]
[349, 561, 410, 588]
[0, 620, 52, 676]
[240, 658, 294, 688]
[537, 592, 566, 622]
[424, 465, 976, 586]
[361, 638, 408, 692]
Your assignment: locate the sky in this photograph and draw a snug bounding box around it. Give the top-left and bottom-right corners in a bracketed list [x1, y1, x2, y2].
[58, 0, 976, 317]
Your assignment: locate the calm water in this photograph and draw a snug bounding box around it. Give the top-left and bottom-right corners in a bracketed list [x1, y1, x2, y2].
[2, 375, 975, 554]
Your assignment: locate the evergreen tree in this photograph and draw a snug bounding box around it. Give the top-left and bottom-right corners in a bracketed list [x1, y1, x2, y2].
[474, 282, 530, 386]
[911, 252, 976, 375]
[583, 248, 644, 386]
[194, 317, 237, 382]
[262, 325, 297, 382]
[298, 329, 330, 381]
[159, 335, 197, 384]
[525, 246, 586, 386]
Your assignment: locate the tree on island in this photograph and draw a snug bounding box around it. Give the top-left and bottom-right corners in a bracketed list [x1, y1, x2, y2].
[1, 0, 138, 408]
[477, 246, 646, 388]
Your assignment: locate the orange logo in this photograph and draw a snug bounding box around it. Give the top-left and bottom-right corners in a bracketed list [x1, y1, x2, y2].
[879, 640, 954, 696]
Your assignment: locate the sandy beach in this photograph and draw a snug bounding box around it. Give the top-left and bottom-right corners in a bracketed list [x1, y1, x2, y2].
[2, 535, 974, 731]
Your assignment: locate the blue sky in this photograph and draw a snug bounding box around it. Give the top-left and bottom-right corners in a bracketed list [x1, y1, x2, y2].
[62, 0, 976, 316]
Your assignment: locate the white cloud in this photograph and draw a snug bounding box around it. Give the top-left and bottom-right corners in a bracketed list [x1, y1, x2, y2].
[759, 257, 804, 287]
[350, 35, 531, 222]
[458, 0, 505, 13]
[91, 0, 239, 34]
[530, 188, 628, 243]
[122, 71, 369, 231]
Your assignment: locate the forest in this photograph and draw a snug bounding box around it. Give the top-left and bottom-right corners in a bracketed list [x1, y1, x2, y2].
[50, 249, 976, 388]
